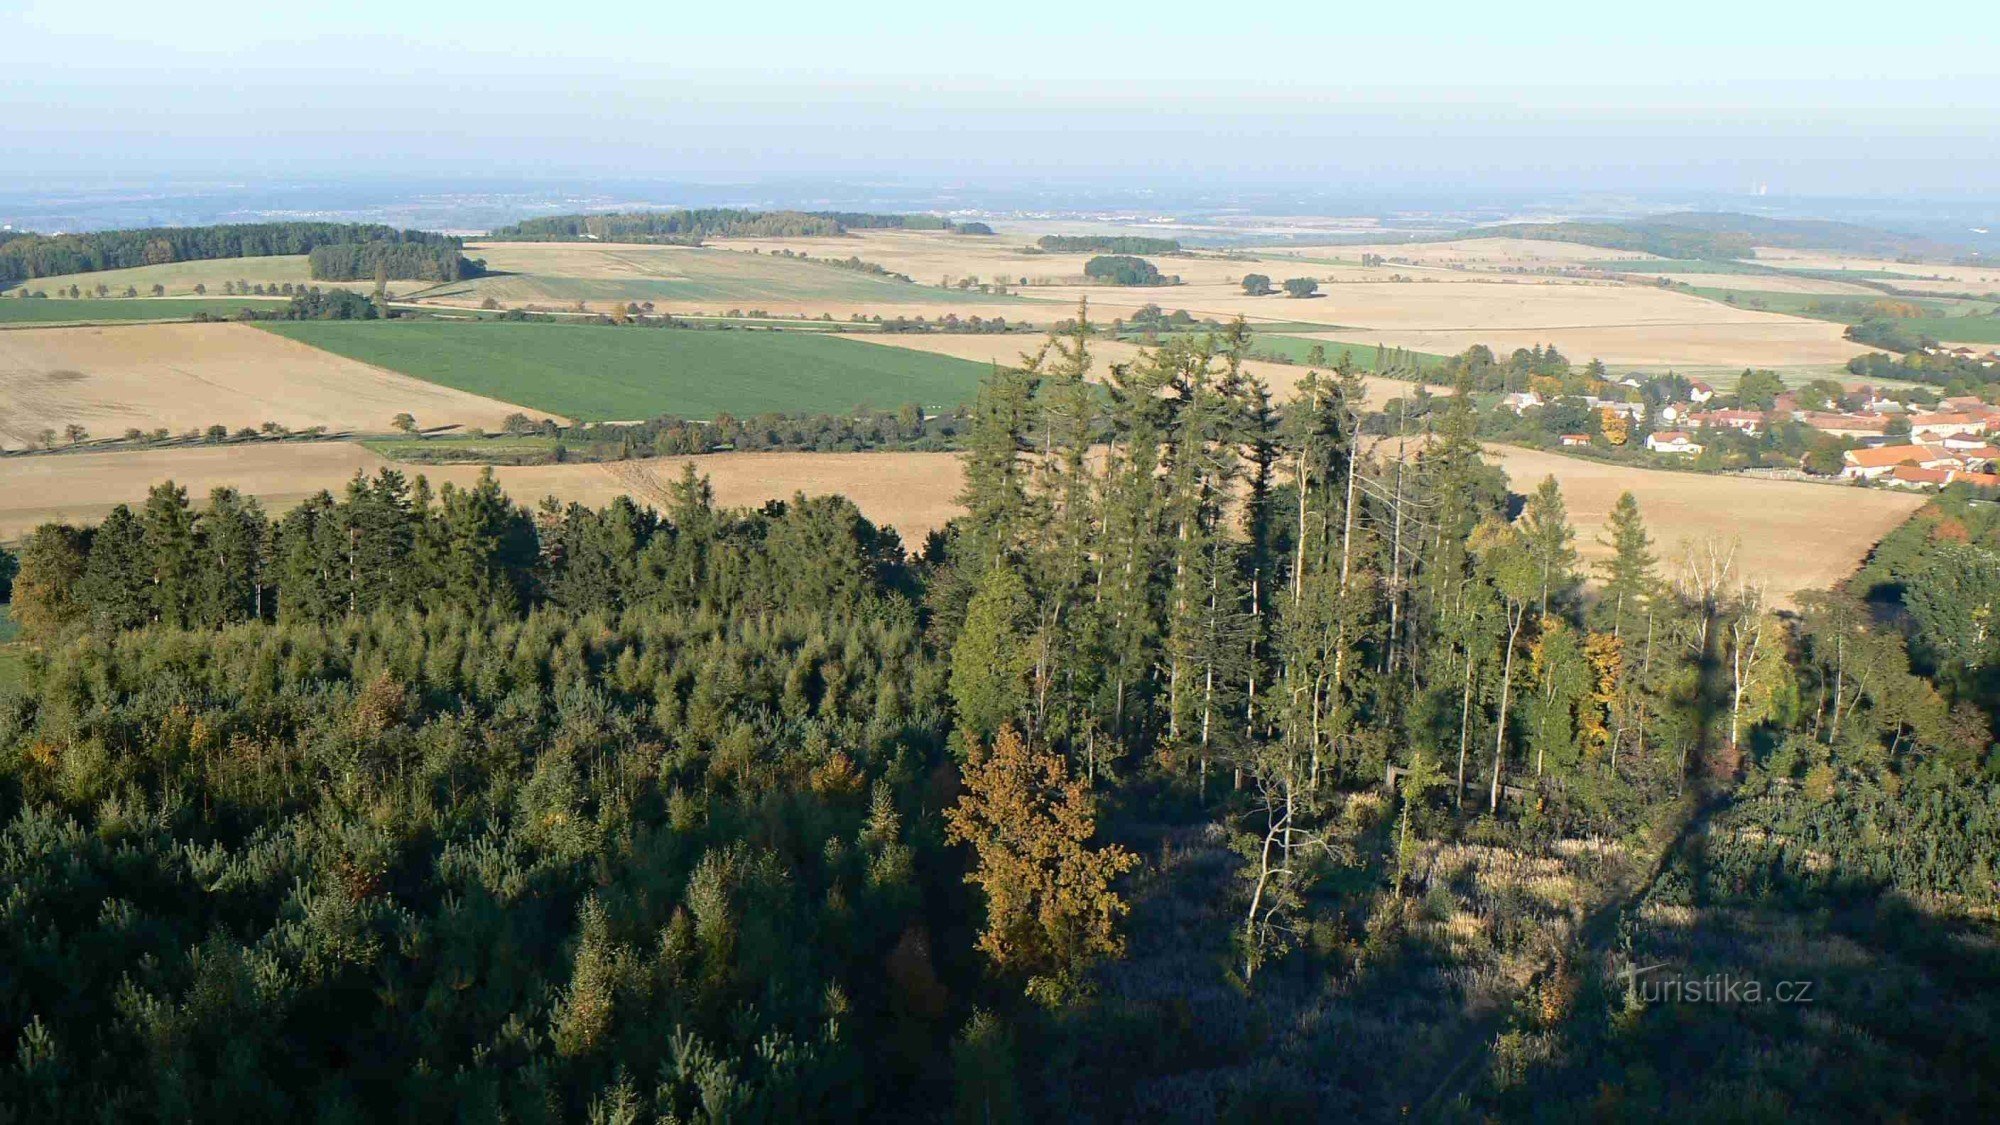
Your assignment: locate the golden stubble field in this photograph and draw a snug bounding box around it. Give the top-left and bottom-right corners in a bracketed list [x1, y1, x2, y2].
[410, 234, 1875, 371]
[1481, 445, 1923, 604]
[0, 444, 967, 546]
[1238, 237, 1661, 268]
[846, 332, 1434, 407]
[0, 437, 1916, 607]
[0, 322, 549, 449]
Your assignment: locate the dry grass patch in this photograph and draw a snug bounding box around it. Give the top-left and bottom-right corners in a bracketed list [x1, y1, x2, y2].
[0, 322, 549, 449]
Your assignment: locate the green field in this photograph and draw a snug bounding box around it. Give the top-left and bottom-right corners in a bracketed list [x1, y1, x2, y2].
[264, 321, 995, 419]
[1902, 316, 2000, 345]
[0, 297, 277, 324]
[1257, 334, 1444, 371]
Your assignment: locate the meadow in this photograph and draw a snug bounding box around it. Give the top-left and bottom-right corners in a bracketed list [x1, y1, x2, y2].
[409, 241, 1034, 313]
[260, 320, 997, 420]
[2, 254, 372, 298]
[0, 297, 277, 324]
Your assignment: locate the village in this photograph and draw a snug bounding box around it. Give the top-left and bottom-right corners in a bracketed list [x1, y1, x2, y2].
[1494, 364, 2000, 492]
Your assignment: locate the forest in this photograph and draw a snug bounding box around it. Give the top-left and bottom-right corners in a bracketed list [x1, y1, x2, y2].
[1, 314, 1995, 1120]
[0, 223, 463, 288]
[306, 242, 484, 283]
[1036, 235, 1182, 254]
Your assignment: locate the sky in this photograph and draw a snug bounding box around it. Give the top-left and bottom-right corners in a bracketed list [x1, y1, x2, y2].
[5, 0, 1998, 196]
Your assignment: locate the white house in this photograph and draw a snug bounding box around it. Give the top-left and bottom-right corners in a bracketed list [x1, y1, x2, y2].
[1645, 431, 1702, 456]
[1499, 391, 1544, 414]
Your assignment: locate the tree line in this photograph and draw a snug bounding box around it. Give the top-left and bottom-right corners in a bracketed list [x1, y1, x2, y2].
[487, 210, 965, 243]
[1036, 235, 1182, 254]
[307, 242, 483, 283]
[0, 222, 462, 288]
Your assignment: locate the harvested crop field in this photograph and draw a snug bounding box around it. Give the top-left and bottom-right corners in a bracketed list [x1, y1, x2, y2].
[261, 320, 996, 420]
[1482, 445, 1924, 605]
[0, 444, 965, 545]
[4, 255, 370, 299]
[0, 322, 547, 450]
[411, 241, 1038, 315]
[1620, 272, 1885, 296]
[849, 332, 1436, 407]
[1238, 237, 1661, 267]
[1299, 319, 1863, 372]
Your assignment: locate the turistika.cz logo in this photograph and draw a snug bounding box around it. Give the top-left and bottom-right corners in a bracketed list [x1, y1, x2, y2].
[1617, 961, 1814, 1005]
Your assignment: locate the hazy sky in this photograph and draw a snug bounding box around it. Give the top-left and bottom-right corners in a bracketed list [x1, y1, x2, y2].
[6, 0, 1997, 195]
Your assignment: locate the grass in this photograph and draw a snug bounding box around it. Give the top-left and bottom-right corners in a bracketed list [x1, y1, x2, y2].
[414, 244, 1027, 309]
[1119, 330, 1444, 373]
[361, 433, 559, 463]
[2, 254, 349, 298]
[1901, 316, 2000, 345]
[1680, 288, 2000, 342]
[264, 320, 996, 420]
[0, 297, 277, 324]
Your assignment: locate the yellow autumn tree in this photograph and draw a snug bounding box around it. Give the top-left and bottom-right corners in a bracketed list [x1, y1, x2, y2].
[945, 727, 1138, 1000]
[1599, 407, 1630, 446]
[1581, 631, 1624, 762]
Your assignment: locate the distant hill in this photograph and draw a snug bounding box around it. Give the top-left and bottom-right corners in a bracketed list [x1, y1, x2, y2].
[485, 209, 958, 243]
[1476, 212, 1964, 261]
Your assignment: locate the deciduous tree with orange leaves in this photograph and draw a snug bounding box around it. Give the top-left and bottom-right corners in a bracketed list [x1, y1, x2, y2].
[945, 727, 1139, 1001]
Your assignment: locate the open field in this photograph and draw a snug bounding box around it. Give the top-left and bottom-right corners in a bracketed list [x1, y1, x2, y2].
[719, 229, 1363, 288]
[1629, 272, 1885, 296]
[0, 297, 280, 325]
[0, 435, 1918, 607]
[1238, 237, 1661, 268]
[0, 322, 546, 449]
[0, 255, 379, 298]
[261, 320, 995, 420]
[1297, 318, 1863, 373]
[848, 331, 1437, 407]
[1482, 445, 1924, 605]
[409, 241, 1039, 316]
[0, 443, 967, 546]
[1753, 250, 2000, 288]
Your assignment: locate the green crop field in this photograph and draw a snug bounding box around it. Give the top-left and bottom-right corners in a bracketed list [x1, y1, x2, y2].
[0, 297, 278, 324]
[264, 320, 996, 419]
[1903, 316, 2000, 345]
